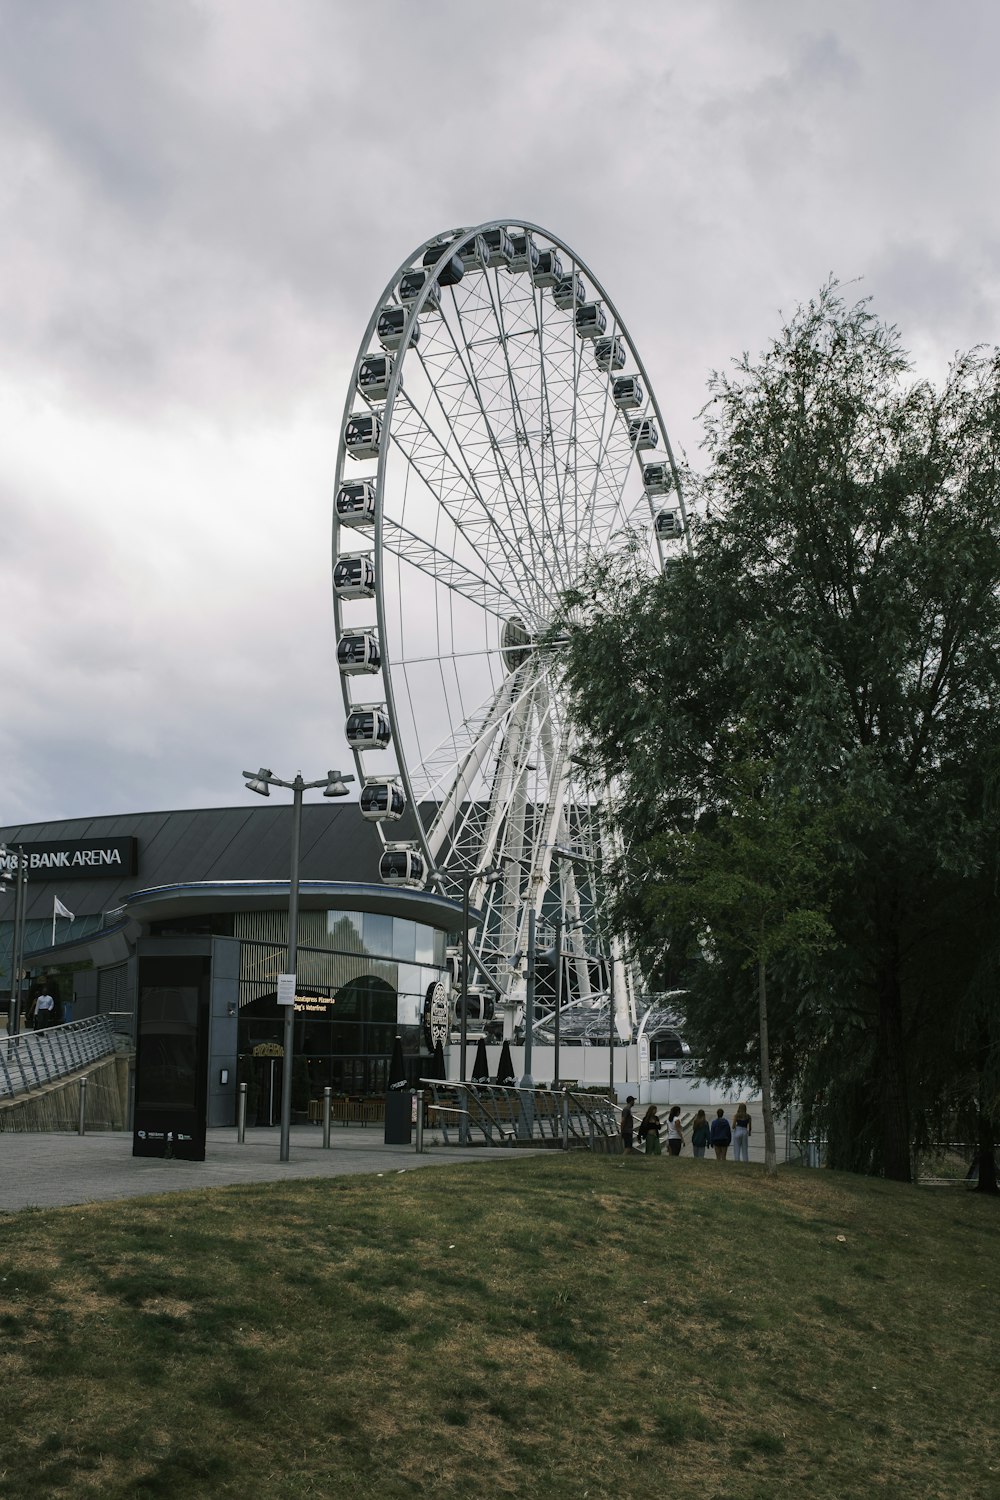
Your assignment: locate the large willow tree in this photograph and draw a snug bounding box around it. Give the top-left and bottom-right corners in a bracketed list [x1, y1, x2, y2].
[557, 285, 1000, 1183]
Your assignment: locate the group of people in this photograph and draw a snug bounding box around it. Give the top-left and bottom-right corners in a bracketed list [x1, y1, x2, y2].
[620, 1098, 752, 1161]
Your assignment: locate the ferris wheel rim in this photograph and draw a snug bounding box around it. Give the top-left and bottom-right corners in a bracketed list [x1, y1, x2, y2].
[333, 220, 686, 921]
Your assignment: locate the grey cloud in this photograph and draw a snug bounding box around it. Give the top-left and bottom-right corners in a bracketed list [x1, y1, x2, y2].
[2, 0, 1000, 821]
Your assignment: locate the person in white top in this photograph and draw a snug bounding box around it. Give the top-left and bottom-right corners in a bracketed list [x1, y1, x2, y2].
[666, 1105, 685, 1157]
[32, 990, 56, 1029]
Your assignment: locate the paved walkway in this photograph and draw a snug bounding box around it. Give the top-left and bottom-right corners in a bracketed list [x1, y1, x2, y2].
[0, 1126, 533, 1214]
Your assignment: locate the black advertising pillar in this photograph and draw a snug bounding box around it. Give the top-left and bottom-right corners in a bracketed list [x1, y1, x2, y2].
[133, 954, 210, 1161]
[384, 1034, 412, 1145]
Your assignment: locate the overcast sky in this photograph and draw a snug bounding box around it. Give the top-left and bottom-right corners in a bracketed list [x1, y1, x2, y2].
[2, 0, 998, 827]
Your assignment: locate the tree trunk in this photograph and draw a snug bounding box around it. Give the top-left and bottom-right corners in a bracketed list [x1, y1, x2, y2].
[758, 956, 778, 1177]
[973, 1108, 999, 1195]
[876, 941, 912, 1183]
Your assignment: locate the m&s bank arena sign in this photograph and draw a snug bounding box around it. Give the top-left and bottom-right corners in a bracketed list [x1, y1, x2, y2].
[0, 838, 139, 880]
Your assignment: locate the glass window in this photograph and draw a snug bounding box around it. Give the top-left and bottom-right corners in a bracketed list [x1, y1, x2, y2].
[328, 911, 364, 952]
[362, 912, 393, 957]
[414, 923, 435, 964]
[397, 993, 421, 1028]
[392, 919, 417, 962]
[420, 966, 442, 998]
[397, 963, 423, 999]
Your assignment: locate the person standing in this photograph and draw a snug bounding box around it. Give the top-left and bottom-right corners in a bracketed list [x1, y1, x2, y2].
[637, 1105, 662, 1155]
[710, 1108, 732, 1160]
[666, 1105, 685, 1157]
[690, 1108, 711, 1158]
[732, 1103, 752, 1162]
[621, 1096, 636, 1153]
[31, 987, 56, 1029]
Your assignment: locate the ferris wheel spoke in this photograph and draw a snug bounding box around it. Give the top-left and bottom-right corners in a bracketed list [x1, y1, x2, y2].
[445, 292, 556, 612]
[386, 377, 522, 574]
[426, 283, 537, 545]
[380, 515, 525, 622]
[405, 325, 538, 592]
[481, 273, 570, 605]
[532, 284, 573, 592]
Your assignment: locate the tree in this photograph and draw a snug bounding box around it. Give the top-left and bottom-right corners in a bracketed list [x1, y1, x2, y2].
[556, 284, 1000, 1182]
[637, 769, 834, 1176]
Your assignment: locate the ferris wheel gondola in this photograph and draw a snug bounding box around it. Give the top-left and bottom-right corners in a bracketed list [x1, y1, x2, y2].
[332, 220, 690, 1039]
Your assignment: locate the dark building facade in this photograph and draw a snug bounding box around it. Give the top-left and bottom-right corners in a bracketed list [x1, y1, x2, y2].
[0, 806, 464, 1125]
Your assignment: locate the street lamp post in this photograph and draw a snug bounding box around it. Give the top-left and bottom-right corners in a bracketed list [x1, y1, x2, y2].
[551, 908, 562, 1090]
[1, 845, 27, 1036]
[608, 952, 616, 1095]
[460, 877, 471, 1084]
[521, 905, 537, 1088]
[243, 767, 354, 1162]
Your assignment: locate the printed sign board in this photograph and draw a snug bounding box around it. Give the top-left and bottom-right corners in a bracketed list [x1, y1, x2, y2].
[0, 837, 139, 881]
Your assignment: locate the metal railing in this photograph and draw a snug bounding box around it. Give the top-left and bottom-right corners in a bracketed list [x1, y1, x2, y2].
[1, 1016, 117, 1100]
[416, 1081, 622, 1152]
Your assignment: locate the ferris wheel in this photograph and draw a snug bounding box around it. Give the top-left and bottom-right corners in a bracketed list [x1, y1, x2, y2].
[332, 220, 689, 1037]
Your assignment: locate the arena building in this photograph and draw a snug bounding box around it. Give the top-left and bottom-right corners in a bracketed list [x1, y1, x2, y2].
[0, 805, 467, 1127]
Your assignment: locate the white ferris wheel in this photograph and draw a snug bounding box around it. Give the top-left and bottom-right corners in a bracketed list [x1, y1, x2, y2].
[332, 220, 689, 1040]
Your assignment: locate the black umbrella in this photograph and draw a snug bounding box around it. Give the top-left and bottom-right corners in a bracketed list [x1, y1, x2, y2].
[471, 1037, 491, 1084]
[495, 1039, 516, 1086]
[387, 1035, 408, 1090]
[432, 1038, 447, 1081]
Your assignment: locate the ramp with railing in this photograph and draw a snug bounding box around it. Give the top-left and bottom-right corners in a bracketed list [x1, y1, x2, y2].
[417, 1081, 623, 1152]
[1, 1016, 117, 1099]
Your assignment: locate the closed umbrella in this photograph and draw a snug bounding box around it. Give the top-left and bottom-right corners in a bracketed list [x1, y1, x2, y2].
[471, 1037, 490, 1084]
[495, 1039, 516, 1086]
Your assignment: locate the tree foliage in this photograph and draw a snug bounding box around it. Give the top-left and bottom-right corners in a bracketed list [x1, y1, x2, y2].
[638, 767, 835, 1175]
[555, 284, 1000, 1183]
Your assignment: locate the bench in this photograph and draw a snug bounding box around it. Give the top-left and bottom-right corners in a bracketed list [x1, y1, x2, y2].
[307, 1096, 385, 1126]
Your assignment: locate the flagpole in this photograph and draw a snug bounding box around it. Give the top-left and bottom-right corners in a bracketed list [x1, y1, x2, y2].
[52, 896, 56, 947]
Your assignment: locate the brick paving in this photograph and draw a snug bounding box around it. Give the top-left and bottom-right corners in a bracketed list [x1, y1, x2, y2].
[0, 1126, 533, 1214]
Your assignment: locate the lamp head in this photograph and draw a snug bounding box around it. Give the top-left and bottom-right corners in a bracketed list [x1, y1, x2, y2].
[244, 768, 273, 797]
[323, 769, 355, 798]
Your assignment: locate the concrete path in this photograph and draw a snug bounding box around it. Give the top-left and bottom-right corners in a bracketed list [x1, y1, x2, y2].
[0, 1126, 533, 1214]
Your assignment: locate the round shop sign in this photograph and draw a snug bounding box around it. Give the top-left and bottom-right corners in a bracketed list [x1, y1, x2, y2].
[429, 982, 449, 1047]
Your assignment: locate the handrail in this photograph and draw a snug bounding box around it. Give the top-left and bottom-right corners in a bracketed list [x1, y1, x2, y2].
[0, 1016, 117, 1100]
[417, 1080, 621, 1151]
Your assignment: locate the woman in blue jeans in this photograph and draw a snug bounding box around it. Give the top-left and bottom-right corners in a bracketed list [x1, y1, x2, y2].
[732, 1103, 751, 1161]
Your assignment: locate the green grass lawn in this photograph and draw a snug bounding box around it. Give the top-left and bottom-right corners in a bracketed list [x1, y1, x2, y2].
[0, 1154, 997, 1499]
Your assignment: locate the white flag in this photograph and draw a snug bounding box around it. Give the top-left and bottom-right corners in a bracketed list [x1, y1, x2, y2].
[53, 896, 75, 921]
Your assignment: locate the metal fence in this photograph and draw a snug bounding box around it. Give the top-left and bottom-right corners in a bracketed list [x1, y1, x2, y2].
[1, 1016, 117, 1100]
[416, 1081, 622, 1152]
